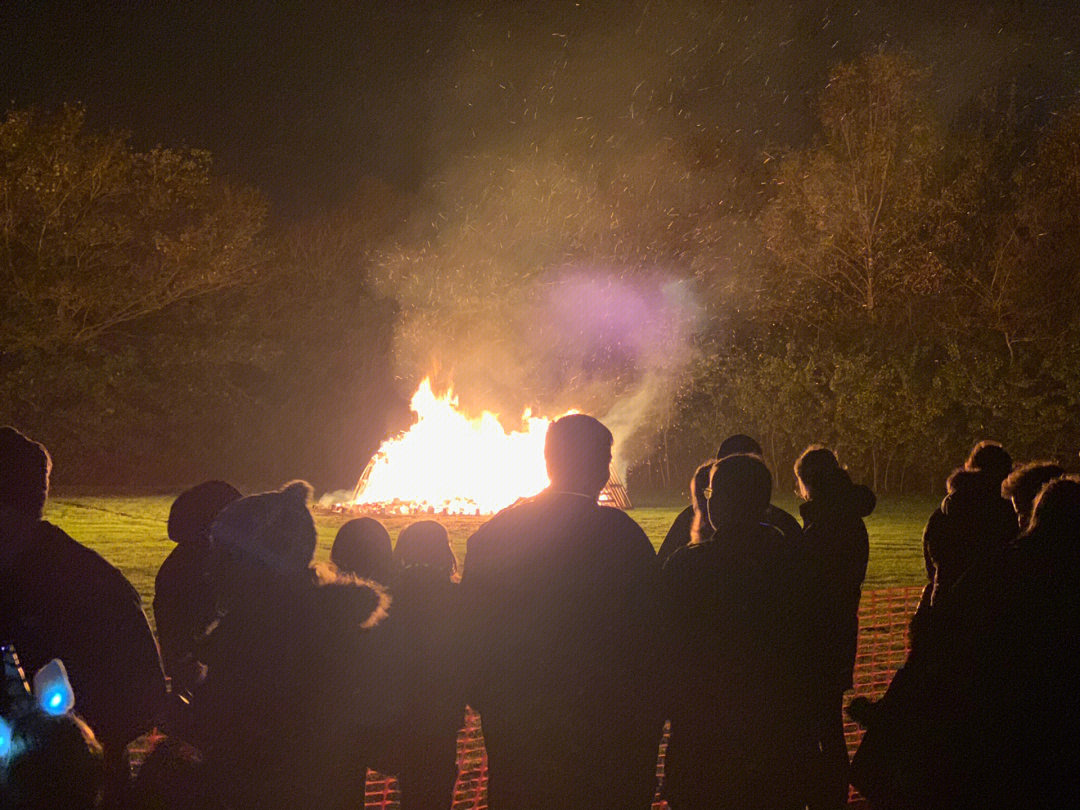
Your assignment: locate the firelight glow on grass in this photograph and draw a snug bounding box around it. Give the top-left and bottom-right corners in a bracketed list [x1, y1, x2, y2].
[351, 379, 570, 514]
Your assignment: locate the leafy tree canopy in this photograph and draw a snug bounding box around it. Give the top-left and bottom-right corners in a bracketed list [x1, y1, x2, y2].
[0, 104, 268, 355]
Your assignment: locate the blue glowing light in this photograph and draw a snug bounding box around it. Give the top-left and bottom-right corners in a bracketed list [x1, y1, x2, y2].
[32, 659, 74, 716]
[0, 716, 11, 760]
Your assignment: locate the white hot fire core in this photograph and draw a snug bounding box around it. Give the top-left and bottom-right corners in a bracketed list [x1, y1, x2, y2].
[351, 379, 566, 515]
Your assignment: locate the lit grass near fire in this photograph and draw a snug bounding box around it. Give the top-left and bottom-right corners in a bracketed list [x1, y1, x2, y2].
[44, 494, 935, 630]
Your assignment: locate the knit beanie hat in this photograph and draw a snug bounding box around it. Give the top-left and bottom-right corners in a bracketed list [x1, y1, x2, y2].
[168, 481, 243, 547]
[0, 427, 51, 518]
[209, 481, 317, 575]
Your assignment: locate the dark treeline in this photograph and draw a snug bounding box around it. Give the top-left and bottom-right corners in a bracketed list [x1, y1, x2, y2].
[3, 47, 1080, 492]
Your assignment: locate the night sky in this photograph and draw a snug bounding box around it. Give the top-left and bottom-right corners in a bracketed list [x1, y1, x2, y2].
[3, 1, 1079, 216]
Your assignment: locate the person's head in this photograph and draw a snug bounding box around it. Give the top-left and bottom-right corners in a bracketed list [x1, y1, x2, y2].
[1001, 461, 1066, 530]
[1026, 475, 1080, 545]
[395, 520, 457, 579]
[965, 440, 1013, 485]
[716, 434, 763, 460]
[544, 414, 613, 500]
[689, 460, 716, 543]
[2, 711, 103, 809]
[208, 480, 317, 602]
[0, 427, 51, 519]
[168, 481, 242, 550]
[331, 518, 393, 583]
[794, 445, 849, 501]
[707, 453, 772, 530]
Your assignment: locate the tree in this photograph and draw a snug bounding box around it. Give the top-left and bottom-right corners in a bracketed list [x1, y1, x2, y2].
[0, 105, 268, 355]
[0, 105, 270, 485]
[761, 50, 946, 336]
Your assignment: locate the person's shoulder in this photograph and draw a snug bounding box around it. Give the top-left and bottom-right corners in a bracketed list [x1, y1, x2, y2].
[923, 505, 948, 538]
[596, 504, 654, 549]
[597, 503, 645, 530]
[154, 543, 199, 585]
[36, 520, 138, 592]
[669, 505, 694, 527]
[766, 503, 803, 538]
[751, 520, 788, 548]
[665, 538, 720, 570]
[466, 495, 535, 550]
[23, 522, 150, 627]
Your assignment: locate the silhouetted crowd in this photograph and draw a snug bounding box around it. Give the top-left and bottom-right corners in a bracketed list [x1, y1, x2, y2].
[1, 420, 1078, 809]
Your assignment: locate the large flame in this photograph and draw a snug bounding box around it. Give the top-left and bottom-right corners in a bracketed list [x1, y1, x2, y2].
[351, 379, 563, 514]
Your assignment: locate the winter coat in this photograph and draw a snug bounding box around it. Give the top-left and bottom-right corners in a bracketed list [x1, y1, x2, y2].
[461, 490, 664, 810]
[946, 528, 1080, 808]
[657, 502, 802, 566]
[0, 505, 166, 753]
[800, 482, 875, 692]
[192, 563, 388, 810]
[154, 543, 217, 697]
[661, 522, 818, 809]
[922, 469, 1016, 600]
[854, 529, 1080, 810]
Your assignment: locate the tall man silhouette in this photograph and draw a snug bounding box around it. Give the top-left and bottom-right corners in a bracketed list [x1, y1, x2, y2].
[462, 414, 663, 810]
[0, 426, 166, 807]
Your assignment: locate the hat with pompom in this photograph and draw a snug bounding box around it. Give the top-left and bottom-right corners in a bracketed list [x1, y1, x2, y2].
[209, 481, 317, 575]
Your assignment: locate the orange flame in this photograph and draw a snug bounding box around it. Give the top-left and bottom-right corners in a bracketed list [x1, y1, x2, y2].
[352, 379, 566, 514]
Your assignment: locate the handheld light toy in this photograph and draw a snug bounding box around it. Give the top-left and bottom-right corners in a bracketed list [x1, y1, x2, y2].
[1, 645, 78, 767]
[32, 659, 75, 717]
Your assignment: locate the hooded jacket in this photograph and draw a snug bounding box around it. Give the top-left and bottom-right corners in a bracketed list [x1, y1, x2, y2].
[922, 469, 1017, 601]
[193, 563, 388, 810]
[800, 481, 876, 691]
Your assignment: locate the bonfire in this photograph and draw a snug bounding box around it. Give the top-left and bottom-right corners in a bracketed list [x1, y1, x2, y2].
[336, 379, 630, 515]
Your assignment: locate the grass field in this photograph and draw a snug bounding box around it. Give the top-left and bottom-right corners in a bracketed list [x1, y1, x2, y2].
[44, 493, 937, 629]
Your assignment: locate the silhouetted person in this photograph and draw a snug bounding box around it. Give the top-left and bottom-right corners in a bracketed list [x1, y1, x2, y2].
[462, 414, 663, 810]
[944, 475, 1080, 808]
[795, 446, 875, 810]
[0, 426, 166, 807]
[192, 481, 389, 810]
[662, 454, 814, 810]
[657, 434, 801, 565]
[367, 520, 464, 810]
[1000, 460, 1064, 531]
[331, 517, 395, 585]
[851, 475, 1078, 810]
[657, 461, 715, 566]
[922, 441, 1016, 604]
[154, 481, 241, 698]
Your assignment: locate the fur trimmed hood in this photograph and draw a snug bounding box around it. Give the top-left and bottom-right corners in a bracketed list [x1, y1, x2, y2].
[308, 561, 391, 631]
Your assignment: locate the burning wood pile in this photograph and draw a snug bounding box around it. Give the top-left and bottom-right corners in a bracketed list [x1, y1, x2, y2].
[331, 379, 631, 516]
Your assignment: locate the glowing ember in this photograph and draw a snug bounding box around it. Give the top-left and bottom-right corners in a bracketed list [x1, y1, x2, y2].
[350, 379, 566, 515]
